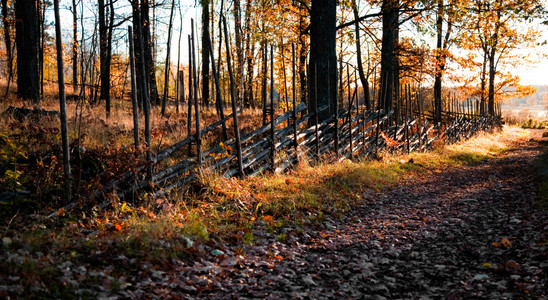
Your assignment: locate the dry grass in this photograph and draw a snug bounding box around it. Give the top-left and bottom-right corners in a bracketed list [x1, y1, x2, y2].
[1, 81, 539, 249]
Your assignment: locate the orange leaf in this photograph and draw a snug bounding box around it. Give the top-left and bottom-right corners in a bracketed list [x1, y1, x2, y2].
[57, 208, 66, 216]
[500, 238, 512, 248]
[274, 255, 284, 260]
[115, 224, 123, 231]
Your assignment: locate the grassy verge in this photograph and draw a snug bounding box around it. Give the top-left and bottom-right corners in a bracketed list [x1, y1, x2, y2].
[0, 125, 534, 297]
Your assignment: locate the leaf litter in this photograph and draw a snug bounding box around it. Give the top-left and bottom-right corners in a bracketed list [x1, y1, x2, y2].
[0, 131, 547, 299]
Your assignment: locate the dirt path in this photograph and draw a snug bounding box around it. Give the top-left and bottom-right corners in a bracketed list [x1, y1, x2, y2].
[2, 131, 547, 299]
[162, 134, 547, 299]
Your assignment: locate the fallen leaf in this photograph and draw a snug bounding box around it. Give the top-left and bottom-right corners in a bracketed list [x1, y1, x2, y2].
[500, 238, 512, 248]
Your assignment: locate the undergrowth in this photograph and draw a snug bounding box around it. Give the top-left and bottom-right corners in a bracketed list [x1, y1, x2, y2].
[0, 90, 537, 276]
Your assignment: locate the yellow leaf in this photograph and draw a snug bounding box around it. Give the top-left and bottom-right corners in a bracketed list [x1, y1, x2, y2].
[482, 263, 493, 268]
[121, 202, 132, 212]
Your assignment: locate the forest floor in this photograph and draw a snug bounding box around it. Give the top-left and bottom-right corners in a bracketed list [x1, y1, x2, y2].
[0, 126, 547, 299]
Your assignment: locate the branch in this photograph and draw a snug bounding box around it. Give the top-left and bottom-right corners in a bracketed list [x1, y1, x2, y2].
[337, 12, 382, 30]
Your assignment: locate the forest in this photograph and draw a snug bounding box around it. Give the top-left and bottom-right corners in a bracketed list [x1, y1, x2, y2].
[0, 0, 548, 298]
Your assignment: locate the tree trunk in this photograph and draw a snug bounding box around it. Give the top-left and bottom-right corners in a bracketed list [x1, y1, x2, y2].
[98, 0, 114, 116]
[488, 46, 496, 116]
[53, 0, 72, 201]
[379, 0, 398, 112]
[72, 0, 78, 93]
[15, 0, 40, 102]
[201, 0, 210, 107]
[309, 0, 337, 121]
[161, 0, 175, 115]
[480, 50, 487, 116]
[433, 0, 443, 125]
[297, 3, 308, 105]
[233, 0, 243, 105]
[1, 0, 13, 96]
[142, 0, 159, 105]
[351, 0, 370, 110]
[243, 0, 253, 107]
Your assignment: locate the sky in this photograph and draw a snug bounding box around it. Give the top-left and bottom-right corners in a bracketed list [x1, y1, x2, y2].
[54, 1, 548, 87]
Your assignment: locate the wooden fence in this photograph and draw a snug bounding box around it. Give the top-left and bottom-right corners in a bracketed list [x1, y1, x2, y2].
[92, 96, 501, 205]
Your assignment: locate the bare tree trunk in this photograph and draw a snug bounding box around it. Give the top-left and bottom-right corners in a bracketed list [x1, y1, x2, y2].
[15, 0, 40, 102]
[309, 0, 337, 121]
[1, 0, 13, 96]
[175, 2, 183, 114]
[243, 0, 253, 107]
[233, 0, 243, 104]
[143, 0, 159, 105]
[40, 0, 45, 98]
[201, 0, 210, 107]
[98, 0, 114, 116]
[72, 0, 78, 93]
[351, 0, 370, 109]
[128, 26, 139, 148]
[53, 0, 72, 201]
[379, 0, 398, 112]
[297, 3, 308, 105]
[488, 46, 496, 116]
[161, 0, 175, 116]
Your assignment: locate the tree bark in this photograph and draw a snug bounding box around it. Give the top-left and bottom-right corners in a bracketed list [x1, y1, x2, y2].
[309, 0, 337, 121]
[15, 0, 40, 102]
[488, 45, 496, 116]
[233, 0, 243, 105]
[161, 0, 175, 115]
[142, 0, 159, 105]
[379, 0, 398, 112]
[72, 0, 78, 93]
[243, 0, 253, 107]
[351, 0, 371, 110]
[1, 0, 13, 96]
[53, 0, 72, 201]
[201, 0, 210, 107]
[433, 0, 443, 125]
[297, 3, 308, 105]
[99, 0, 114, 116]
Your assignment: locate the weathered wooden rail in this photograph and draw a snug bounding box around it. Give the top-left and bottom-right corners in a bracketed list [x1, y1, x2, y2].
[90, 96, 500, 205]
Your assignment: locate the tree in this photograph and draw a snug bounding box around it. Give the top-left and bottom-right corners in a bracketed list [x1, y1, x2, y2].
[309, 0, 337, 121]
[15, 0, 40, 102]
[233, 0, 243, 105]
[132, 0, 159, 107]
[1, 0, 13, 96]
[461, 0, 543, 115]
[351, 0, 371, 110]
[161, 0, 175, 115]
[98, 0, 115, 116]
[378, 0, 399, 112]
[201, 0, 210, 107]
[53, 0, 72, 201]
[433, 0, 454, 124]
[71, 0, 78, 93]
